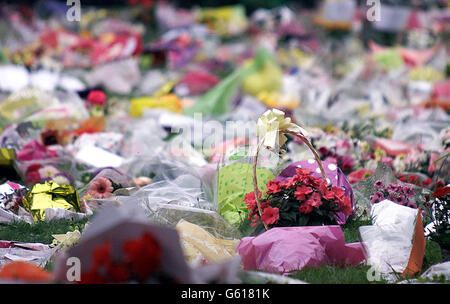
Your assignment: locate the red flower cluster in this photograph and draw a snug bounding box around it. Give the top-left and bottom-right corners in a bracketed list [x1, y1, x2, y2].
[395, 172, 432, 188]
[79, 232, 161, 283]
[245, 168, 353, 230]
[433, 186, 450, 198]
[25, 164, 42, 184]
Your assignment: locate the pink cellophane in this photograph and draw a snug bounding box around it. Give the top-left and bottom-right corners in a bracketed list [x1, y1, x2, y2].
[236, 225, 365, 274]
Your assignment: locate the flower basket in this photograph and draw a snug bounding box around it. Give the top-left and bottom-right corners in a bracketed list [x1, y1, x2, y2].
[246, 109, 353, 233]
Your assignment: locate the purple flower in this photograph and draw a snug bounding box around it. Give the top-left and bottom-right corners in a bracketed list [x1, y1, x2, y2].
[370, 191, 385, 204]
[374, 180, 384, 189]
[401, 186, 415, 198]
[406, 202, 417, 209]
[386, 183, 401, 193]
[388, 193, 409, 206]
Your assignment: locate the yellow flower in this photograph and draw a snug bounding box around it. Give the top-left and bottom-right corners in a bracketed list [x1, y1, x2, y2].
[374, 147, 387, 161]
[52, 230, 81, 249]
[257, 109, 308, 150]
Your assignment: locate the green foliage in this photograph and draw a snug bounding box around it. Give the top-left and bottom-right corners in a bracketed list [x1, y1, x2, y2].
[422, 240, 443, 272]
[427, 194, 450, 250]
[0, 218, 88, 244]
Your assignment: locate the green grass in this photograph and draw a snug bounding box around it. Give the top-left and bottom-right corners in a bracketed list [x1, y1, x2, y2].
[342, 217, 372, 243]
[290, 264, 387, 284]
[0, 218, 88, 244]
[290, 218, 445, 284]
[0, 216, 445, 284]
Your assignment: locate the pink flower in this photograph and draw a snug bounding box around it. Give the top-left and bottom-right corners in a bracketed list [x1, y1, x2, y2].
[374, 179, 384, 189]
[348, 169, 373, 184]
[87, 90, 106, 106]
[370, 191, 385, 204]
[261, 207, 279, 226]
[428, 153, 440, 173]
[88, 177, 114, 199]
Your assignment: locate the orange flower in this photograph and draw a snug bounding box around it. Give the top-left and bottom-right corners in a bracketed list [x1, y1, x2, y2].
[0, 261, 52, 282]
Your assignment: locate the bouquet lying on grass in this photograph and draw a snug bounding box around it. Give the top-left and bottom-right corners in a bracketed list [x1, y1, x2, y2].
[245, 168, 353, 233]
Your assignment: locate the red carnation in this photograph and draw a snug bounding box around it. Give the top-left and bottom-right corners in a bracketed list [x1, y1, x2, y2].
[106, 263, 130, 283]
[408, 175, 419, 184]
[422, 178, 432, 187]
[92, 239, 112, 267]
[123, 232, 161, 281]
[26, 171, 41, 184]
[87, 90, 106, 106]
[432, 186, 450, 198]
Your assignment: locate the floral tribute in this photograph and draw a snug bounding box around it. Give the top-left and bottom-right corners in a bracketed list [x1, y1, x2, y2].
[370, 180, 417, 209]
[425, 185, 450, 250]
[79, 232, 163, 283]
[85, 176, 123, 199]
[244, 168, 353, 233]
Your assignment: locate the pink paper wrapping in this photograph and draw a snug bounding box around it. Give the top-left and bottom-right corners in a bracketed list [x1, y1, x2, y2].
[374, 137, 413, 156]
[236, 226, 365, 274]
[17, 140, 58, 161]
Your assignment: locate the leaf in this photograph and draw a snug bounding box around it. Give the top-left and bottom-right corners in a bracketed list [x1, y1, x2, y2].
[298, 215, 309, 226]
[435, 152, 450, 163]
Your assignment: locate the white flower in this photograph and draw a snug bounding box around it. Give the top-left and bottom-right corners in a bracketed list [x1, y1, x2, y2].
[38, 165, 59, 178]
[52, 174, 71, 185]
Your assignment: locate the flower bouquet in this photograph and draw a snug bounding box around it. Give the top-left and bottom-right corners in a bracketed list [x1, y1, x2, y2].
[245, 168, 353, 234]
[244, 109, 354, 234]
[53, 203, 192, 284]
[80, 168, 132, 211]
[425, 185, 450, 250]
[370, 180, 418, 209]
[79, 231, 165, 283]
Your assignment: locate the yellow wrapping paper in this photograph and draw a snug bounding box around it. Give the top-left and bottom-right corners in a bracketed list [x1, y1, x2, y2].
[0, 148, 16, 166]
[22, 181, 82, 222]
[129, 94, 183, 117]
[176, 220, 239, 264]
[52, 230, 82, 249]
